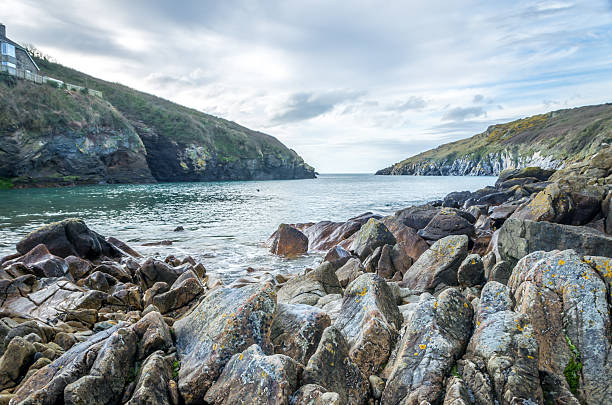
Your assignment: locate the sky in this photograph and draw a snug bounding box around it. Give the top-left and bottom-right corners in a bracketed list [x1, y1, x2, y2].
[3, 1, 612, 173]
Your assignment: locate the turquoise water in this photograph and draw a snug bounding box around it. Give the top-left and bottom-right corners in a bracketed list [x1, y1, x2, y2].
[0, 174, 494, 281]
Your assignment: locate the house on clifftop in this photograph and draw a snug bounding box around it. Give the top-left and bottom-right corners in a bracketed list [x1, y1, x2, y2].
[0, 23, 39, 74]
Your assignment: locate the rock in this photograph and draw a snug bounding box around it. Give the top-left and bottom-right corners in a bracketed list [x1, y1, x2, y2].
[0, 336, 35, 390]
[442, 376, 470, 405]
[173, 226, 184, 232]
[65, 256, 91, 280]
[334, 274, 402, 375]
[152, 270, 204, 314]
[393, 205, 440, 230]
[417, 208, 475, 241]
[63, 327, 138, 405]
[174, 282, 276, 404]
[126, 351, 173, 405]
[389, 243, 413, 276]
[443, 191, 472, 208]
[369, 375, 385, 400]
[335, 258, 365, 288]
[401, 235, 469, 292]
[461, 281, 542, 404]
[270, 303, 330, 365]
[315, 294, 343, 323]
[457, 254, 484, 287]
[138, 259, 188, 289]
[381, 217, 429, 261]
[350, 219, 396, 260]
[132, 311, 173, 360]
[12, 244, 68, 278]
[83, 271, 117, 293]
[106, 237, 142, 258]
[277, 262, 342, 306]
[204, 344, 301, 405]
[54, 332, 78, 351]
[300, 219, 363, 252]
[302, 326, 368, 405]
[323, 246, 351, 269]
[488, 260, 511, 284]
[495, 167, 555, 187]
[508, 250, 612, 404]
[497, 218, 612, 267]
[375, 244, 395, 278]
[488, 204, 518, 229]
[381, 288, 473, 405]
[290, 384, 340, 405]
[270, 224, 309, 257]
[16, 219, 121, 260]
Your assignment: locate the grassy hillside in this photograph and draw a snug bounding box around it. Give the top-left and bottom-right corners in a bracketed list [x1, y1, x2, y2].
[377, 104, 612, 175]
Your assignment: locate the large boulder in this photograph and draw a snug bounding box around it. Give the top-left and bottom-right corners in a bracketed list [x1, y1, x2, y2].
[302, 326, 368, 405]
[204, 344, 301, 405]
[495, 167, 555, 188]
[417, 208, 475, 241]
[16, 219, 121, 260]
[0, 336, 36, 390]
[401, 235, 469, 292]
[270, 303, 331, 365]
[508, 250, 612, 404]
[301, 220, 362, 252]
[126, 351, 174, 405]
[381, 288, 473, 405]
[393, 205, 440, 230]
[174, 282, 276, 404]
[456, 253, 485, 287]
[497, 218, 612, 266]
[381, 216, 430, 261]
[350, 219, 396, 260]
[459, 281, 542, 404]
[277, 262, 342, 306]
[335, 258, 365, 288]
[270, 224, 309, 257]
[7, 244, 69, 279]
[334, 274, 402, 376]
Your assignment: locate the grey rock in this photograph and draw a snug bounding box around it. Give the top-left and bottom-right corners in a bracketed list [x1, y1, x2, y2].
[350, 219, 396, 260]
[457, 254, 485, 287]
[126, 351, 173, 405]
[277, 262, 342, 306]
[335, 258, 365, 288]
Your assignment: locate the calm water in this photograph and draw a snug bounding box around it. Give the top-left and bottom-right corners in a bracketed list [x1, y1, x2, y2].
[0, 174, 494, 281]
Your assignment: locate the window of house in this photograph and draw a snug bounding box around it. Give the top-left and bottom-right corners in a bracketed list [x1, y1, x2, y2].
[1, 42, 15, 58]
[1, 61, 16, 69]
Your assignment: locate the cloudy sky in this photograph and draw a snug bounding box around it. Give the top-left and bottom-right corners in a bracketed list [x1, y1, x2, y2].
[4, 1, 612, 172]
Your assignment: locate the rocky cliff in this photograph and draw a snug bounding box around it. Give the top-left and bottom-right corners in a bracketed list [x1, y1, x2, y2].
[377, 103, 612, 176]
[0, 60, 314, 189]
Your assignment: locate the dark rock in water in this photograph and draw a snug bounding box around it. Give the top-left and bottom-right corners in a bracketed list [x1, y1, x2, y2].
[460, 281, 542, 404]
[302, 326, 369, 405]
[270, 303, 330, 365]
[401, 235, 469, 292]
[335, 258, 365, 288]
[508, 250, 612, 404]
[381, 288, 473, 405]
[174, 282, 276, 404]
[277, 261, 342, 305]
[417, 208, 475, 241]
[270, 224, 309, 257]
[393, 205, 440, 230]
[106, 237, 142, 258]
[300, 220, 362, 252]
[457, 253, 484, 287]
[350, 218, 396, 260]
[142, 240, 173, 246]
[323, 245, 351, 269]
[173, 226, 184, 232]
[442, 190, 472, 208]
[495, 166, 555, 187]
[204, 344, 302, 405]
[497, 218, 612, 266]
[16, 219, 121, 260]
[334, 274, 402, 376]
[126, 350, 174, 405]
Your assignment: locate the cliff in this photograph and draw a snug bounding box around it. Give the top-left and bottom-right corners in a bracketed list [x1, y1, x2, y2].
[376, 103, 612, 176]
[0, 59, 314, 188]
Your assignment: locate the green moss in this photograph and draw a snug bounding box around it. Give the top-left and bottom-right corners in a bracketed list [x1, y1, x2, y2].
[0, 178, 14, 189]
[172, 360, 180, 380]
[564, 335, 582, 395]
[451, 364, 461, 378]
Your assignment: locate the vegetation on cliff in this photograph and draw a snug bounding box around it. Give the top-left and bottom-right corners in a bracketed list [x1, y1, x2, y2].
[377, 104, 612, 175]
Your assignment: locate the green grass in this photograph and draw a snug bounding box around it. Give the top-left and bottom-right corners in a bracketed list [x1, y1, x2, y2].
[564, 335, 582, 395]
[172, 359, 180, 380]
[0, 178, 14, 189]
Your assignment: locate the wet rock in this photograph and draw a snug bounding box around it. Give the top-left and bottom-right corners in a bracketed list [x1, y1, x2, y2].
[204, 344, 301, 405]
[323, 246, 351, 269]
[302, 326, 368, 405]
[461, 281, 542, 404]
[508, 250, 612, 404]
[0, 336, 35, 390]
[138, 259, 188, 290]
[417, 208, 475, 241]
[63, 327, 138, 405]
[457, 254, 484, 287]
[350, 219, 396, 260]
[174, 282, 276, 404]
[300, 220, 363, 252]
[381, 288, 473, 405]
[335, 258, 365, 288]
[401, 235, 469, 292]
[277, 262, 342, 306]
[271, 303, 330, 365]
[334, 274, 402, 375]
[270, 224, 309, 257]
[16, 219, 121, 260]
[497, 218, 612, 267]
[127, 351, 173, 405]
[152, 270, 204, 314]
[106, 237, 142, 258]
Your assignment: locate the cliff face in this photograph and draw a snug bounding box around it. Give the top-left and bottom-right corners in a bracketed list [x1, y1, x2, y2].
[0, 59, 314, 188]
[377, 104, 612, 176]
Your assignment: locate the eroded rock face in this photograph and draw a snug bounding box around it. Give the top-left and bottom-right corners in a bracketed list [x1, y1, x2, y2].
[174, 282, 276, 404]
[270, 224, 309, 257]
[16, 219, 121, 260]
[381, 288, 473, 405]
[277, 262, 342, 306]
[350, 219, 396, 261]
[401, 235, 469, 292]
[270, 303, 331, 365]
[204, 344, 301, 405]
[302, 326, 368, 405]
[334, 274, 402, 376]
[461, 281, 542, 405]
[508, 250, 612, 404]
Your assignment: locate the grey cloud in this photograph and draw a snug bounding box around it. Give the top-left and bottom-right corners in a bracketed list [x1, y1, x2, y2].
[390, 96, 427, 111]
[145, 69, 216, 89]
[441, 106, 487, 121]
[473, 94, 484, 103]
[272, 90, 364, 124]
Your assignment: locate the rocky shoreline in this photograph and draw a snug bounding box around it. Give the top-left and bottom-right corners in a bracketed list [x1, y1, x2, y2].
[0, 147, 611, 404]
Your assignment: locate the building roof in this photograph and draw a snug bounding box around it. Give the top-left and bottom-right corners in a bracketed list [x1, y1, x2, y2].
[1, 34, 40, 71]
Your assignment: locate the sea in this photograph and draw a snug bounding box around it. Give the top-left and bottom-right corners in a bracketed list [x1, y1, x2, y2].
[0, 174, 495, 282]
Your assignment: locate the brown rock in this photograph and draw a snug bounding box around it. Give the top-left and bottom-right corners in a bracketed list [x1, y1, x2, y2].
[270, 224, 309, 257]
